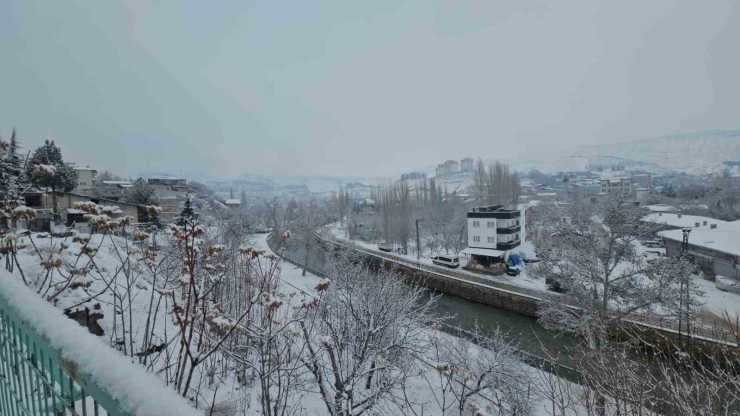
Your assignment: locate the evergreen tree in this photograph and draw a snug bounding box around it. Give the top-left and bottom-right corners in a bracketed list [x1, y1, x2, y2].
[27, 140, 78, 221]
[6, 129, 29, 204]
[126, 178, 156, 205]
[176, 196, 197, 227]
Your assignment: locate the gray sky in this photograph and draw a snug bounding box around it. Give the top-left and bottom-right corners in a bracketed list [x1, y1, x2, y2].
[1, 0, 738, 179]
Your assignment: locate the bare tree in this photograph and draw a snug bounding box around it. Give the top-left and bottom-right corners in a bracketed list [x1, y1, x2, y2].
[300, 252, 439, 416]
[530, 195, 698, 347]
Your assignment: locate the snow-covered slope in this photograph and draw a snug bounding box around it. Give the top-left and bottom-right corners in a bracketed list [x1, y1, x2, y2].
[511, 130, 740, 175]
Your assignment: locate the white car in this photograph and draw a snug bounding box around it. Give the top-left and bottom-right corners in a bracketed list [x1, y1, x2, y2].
[432, 255, 460, 268]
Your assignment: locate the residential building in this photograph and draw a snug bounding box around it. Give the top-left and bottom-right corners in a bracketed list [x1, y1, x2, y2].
[660, 225, 740, 278]
[23, 190, 140, 232]
[444, 160, 459, 175]
[632, 173, 652, 190]
[435, 164, 446, 177]
[147, 177, 187, 186]
[72, 165, 97, 190]
[643, 212, 731, 231]
[460, 157, 474, 173]
[159, 197, 180, 222]
[466, 205, 523, 251]
[461, 205, 526, 273]
[645, 204, 679, 213]
[225, 199, 242, 209]
[600, 177, 634, 196]
[400, 172, 427, 181]
[148, 179, 196, 198]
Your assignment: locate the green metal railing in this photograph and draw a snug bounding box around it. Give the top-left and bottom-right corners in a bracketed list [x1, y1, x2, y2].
[0, 292, 135, 416]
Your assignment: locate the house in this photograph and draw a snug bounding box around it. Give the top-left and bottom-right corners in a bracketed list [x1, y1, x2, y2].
[645, 204, 679, 213]
[462, 205, 524, 272]
[660, 226, 740, 279]
[600, 178, 634, 196]
[72, 165, 97, 190]
[23, 191, 140, 232]
[148, 178, 196, 198]
[224, 199, 242, 209]
[159, 197, 180, 222]
[89, 181, 133, 201]
[643, 212, 730, 232]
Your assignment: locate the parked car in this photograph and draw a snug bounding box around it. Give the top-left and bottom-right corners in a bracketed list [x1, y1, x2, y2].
[378, 242, 393, 252]
[506, 265, 520, 276]
[546, 277, 567, 293]
[521, 252, 540, 263]
[643, 239, 665, 248]
[432, 255, 460, 268]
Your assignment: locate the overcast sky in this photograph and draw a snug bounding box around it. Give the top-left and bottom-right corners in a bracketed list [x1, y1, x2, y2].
[1, 0, 738, 179]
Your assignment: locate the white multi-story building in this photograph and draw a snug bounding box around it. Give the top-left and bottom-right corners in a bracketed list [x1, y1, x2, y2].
[444, 160, 459, 175]
[466, 205, 523, 251]
[600, 177, 634, 196]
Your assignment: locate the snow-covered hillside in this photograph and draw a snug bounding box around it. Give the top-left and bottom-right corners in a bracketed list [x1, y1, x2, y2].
[510, 130, 740, 175]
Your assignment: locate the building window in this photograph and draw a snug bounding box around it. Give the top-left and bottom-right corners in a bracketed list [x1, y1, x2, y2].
[515, 233, 519, 240]
[516, 220, 520, 226]
[473, 221, 480, 228]
[487, 221, 494, 228]
[473, 236, 480, 243]
[487, 237, 494, 243]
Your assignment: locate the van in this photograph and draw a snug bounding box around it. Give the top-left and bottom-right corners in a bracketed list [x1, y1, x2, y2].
[378, 242, 393, 252]
[432, 255, 460, 268]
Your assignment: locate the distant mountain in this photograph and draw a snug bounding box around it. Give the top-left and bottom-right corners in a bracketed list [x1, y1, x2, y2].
[509, 130, 740, 175]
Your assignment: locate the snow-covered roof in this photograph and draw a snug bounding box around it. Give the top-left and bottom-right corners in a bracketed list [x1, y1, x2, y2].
[102, 181, 132, 186]
[659, 228, 740, 257]
[225, 199, 242, 205]
[646, 204, 678, 213]
[643, 212, 728, 229]
[461, 247, 505, 257]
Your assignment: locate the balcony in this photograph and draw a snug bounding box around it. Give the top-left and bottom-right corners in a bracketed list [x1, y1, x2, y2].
[497, 240, 521, 250]
[0, 274, 198, 416]
[496, 225, 521, 234]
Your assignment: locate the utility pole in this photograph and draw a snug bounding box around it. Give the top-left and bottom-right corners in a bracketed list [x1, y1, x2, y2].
[415, 218, 421, 260]
[677, 228, 692, 348]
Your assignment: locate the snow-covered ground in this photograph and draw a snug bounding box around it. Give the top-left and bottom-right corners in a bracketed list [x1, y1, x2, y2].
[254, 233, 585, 416]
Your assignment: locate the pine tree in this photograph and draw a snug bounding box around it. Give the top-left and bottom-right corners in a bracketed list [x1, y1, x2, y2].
[176, 196, 197, 227]
[126, 178, 156, 206]
[28, 140, 78, 221]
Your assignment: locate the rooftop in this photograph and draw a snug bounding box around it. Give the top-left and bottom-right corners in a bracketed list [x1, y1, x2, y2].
[225, 199, 242, 205]
[659, 228, 740, 257]
[645, 204, 679, 213]
[643, 212, 729, 229]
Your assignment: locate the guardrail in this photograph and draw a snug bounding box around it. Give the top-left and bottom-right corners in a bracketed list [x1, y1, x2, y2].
[0, 274, 201, 416]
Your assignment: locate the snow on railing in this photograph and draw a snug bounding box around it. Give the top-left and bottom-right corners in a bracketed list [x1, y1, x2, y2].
[0, 271, 202, 416]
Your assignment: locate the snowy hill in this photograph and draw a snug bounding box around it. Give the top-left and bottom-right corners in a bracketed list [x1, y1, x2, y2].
[510, 130, 740, 175]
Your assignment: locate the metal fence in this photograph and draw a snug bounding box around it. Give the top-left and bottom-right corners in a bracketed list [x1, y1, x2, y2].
[0, 299, 120, 416]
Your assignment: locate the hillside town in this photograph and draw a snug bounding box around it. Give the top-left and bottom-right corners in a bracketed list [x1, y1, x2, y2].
[3, 0, 740, 415]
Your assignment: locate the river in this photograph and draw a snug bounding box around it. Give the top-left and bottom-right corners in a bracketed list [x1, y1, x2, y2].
[278, 240, 578, 368]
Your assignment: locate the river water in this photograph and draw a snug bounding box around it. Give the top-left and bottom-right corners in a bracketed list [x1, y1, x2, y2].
[280, 241, 578, 368]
